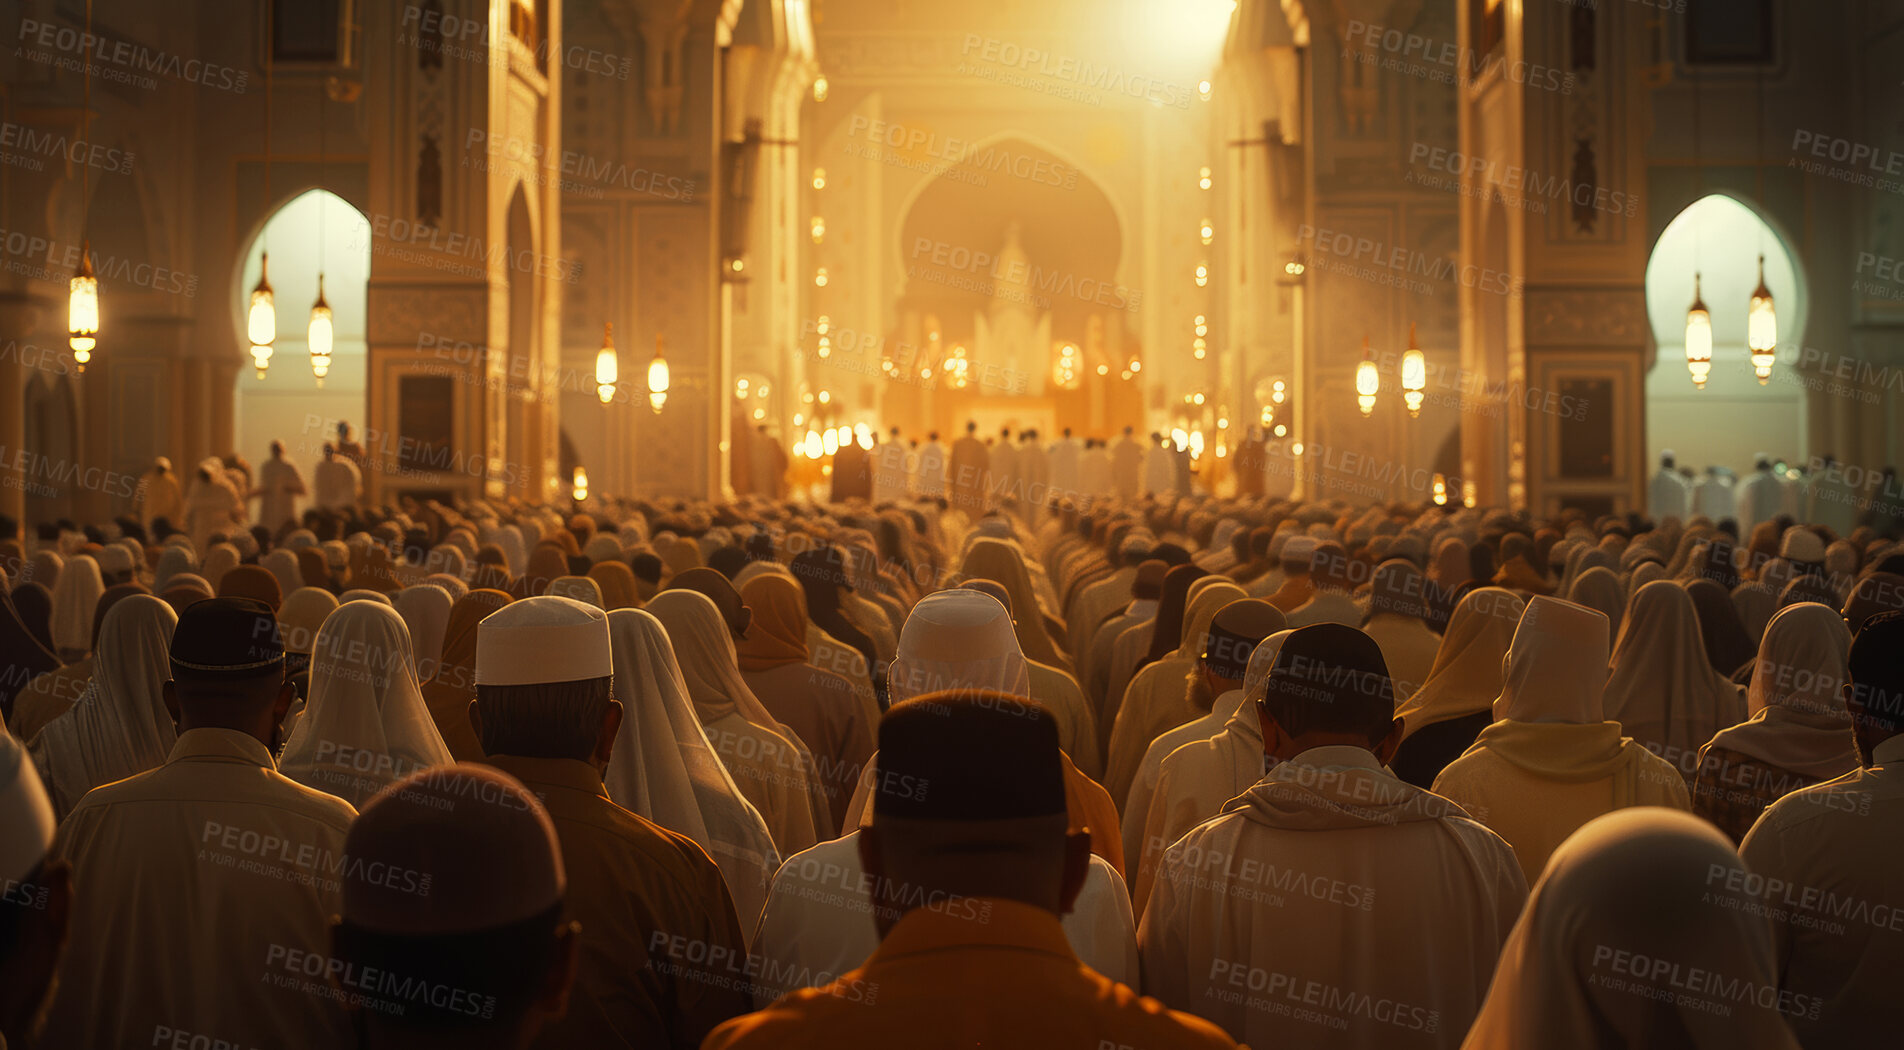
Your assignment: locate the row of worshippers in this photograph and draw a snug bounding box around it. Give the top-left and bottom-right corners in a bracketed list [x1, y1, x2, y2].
[1648, 450, 1904, 538]
[129, 426, 371, 546]
[820, 423, 1273, 516]
[1, 486, 1900, 1048]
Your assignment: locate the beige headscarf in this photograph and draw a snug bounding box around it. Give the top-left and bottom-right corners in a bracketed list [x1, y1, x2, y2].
[1461, 808, 1801, 1050]
[279, 601, 454, 808]
[1704, 603, 1855, 781]
[1397, 587, 1527, 737]
[28, 594, 178, 817]
[886, 589, 1030, 703]
[1604, 580, 1745, 773]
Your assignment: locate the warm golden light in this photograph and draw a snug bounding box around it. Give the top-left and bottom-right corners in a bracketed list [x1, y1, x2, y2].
[647, 333, 669, 413]
[1197, 166, 1212, 191]
[308, 275, 333, 386]
[572, 467, 588, 502]
[1748, 254, 1776, 385]
[810, 216, 825, 243]
[1685, 273, 1712, 389]
[812, 75, 829, 103]
[1199, 218, 1214, 244]
[248, 252, 276, 377]
[1432, 473, 1449, 505]
[68, 243, 98, 370]
[814, 267, 829, 288]
[595, 322, 618, 404]
[1194, 263, 1209, 287]
[1402, 322, 1427, 418]
[811, 167, 827, 190]
[1355, 338, 1379, 416]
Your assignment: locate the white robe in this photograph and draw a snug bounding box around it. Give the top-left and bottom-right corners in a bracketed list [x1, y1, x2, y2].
[915, 440, 948, 498]
[1049, 437, 1082, 502]
[1734, 468, 1783, 534]
[1080, 445, 1114, 499]
[748, 830, 1139, 1007]
[313, 457, 361, 511]
[1647, 468, 1692, 521]
[1121, 688, 1247, 867]
[1692, 475, 1736, 522]
[1143, 444, 1176, 495]
[1140, 746, 1527, 1050]
[256, 456, 307, 531]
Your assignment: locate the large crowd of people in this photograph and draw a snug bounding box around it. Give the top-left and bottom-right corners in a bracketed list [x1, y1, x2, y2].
[0, 422, 1899, 1049]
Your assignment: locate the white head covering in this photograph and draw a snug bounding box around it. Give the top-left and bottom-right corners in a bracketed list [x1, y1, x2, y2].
[261, 549, 303, 596]
[393, 584, 456, 681]
[1463, 808, 1801, 1050]
[279, 601, 454, 808]
[49, 554, 105, 655]
[199, 543, 241, 590]
[424, 545, 467, 580]
[887, 589, 1030, 703]
[92, 544, 134, 580]
[339, 589, 392, 605]
[1706, 603, 1855, 780]
[0, 733, 55, 884]
[584, 534, 623, 565]
[601, 608, 778, 922]
[474, 595, 611, 687]
[1397, 587, 1526, 735]
[1495, 595, 1611, 724]
[424, 573, 468, 601]
[644, 589, 799, 735]
[546, 575, 605, 610]
[29, 594, 178, 817]
[1604, 581, 1743, 758]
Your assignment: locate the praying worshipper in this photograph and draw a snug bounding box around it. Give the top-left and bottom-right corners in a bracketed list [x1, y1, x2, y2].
[277, 599, 455, 806]
[646, 588, 829, 855]
[1111, 426, 1144, 498]
[877, 588, 1123, 871]
[183, 459, 245, 553]
[1687, 578, 1758, 677]
[421, 589, 512, 761]
[133, 456, 183, 535]
[6, 581, 145, 742]
[469, 595, 752, 1048]
[1080, 555, 1163, 715]
[1361, 558, 1442, 700]
[253, 440, 307, 530]
[1287, 541, 1364, 627]
[0, 588, 60, 726]
[1739, 610, 1904, 1047]
[1140, 623, 1527, 1050]
[1080, 436, 1113, 496]
[1266, 534, 1319, 612]
[789, 547, 888, 703]
[1049, 427, 1082, 503]
[330, 765, 579, 1050]
[1430, 596, 1689, 883]
[705, 694, 1237, 1050]
[1099, 564, 1209, 747]
[1604, 580, 1747, 781]
[1124, 625, 1292, 904]
[1693, 465, 1736, 522]
[959, 578, 1102, 780]
[749, 751, 1142, 1007]
[1104, 593, 1281, 812]
[1693, 602, 1856, 843]
[1461, 808, 1802, 1050]
[1388, 588, 1526, 787]
[37, 597, 357, 1048]
[950, 421, 990, 513]
[0, 733, 68, 1050]
[313, 442, 362, 511]
[1563, 564, 1624, 639]
[1649, 449, 1692, 520]
[395, 582, 456, 679]
[47, 555, 103, 663]
[737, 573, 875, 828]
[28, 594, 178, 819]
[915, 431, 948, 499]
[1737, 455, 1784, 534]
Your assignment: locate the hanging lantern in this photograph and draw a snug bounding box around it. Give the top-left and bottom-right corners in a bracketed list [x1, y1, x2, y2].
[1748, 254, 1776, 385]
[248, 252, 276, 379]
[1199, 218, 1214, 245]
[1355, 338, 1379, 416]
[647, 333, 669, 413]
[571, 467, 588, 502]
[308, 274, 333, 386]
[595, 322, 618, 404]
[1432, 473, 1449, 505]
[1402, 322, 1427, 418]
[68, 242, 98, 372]
[812, 75, 829, 103]
[1685, 273, 1712, 389]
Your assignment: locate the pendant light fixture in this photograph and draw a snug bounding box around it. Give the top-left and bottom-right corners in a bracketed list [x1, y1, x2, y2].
[1402, 323, 1426, 418]
[647, 333, 669, 413]
[1746, 68, 1776, 384]
[1355, 337, 1379, 417]
[308, 74, 332, 385]
[67, 0, 99, 372]
[595, 322, 618, 403]
[249, 6, 277, 380]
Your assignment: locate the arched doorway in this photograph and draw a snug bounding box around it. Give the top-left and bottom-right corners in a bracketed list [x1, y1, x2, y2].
[233, 189, 371, 493]
[881, 137, 1135, 440]
[1644, 194, 1807, 477]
